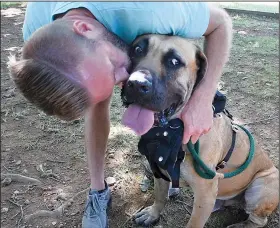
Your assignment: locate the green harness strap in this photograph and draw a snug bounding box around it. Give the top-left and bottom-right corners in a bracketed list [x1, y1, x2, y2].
[186, 124, 255, 179]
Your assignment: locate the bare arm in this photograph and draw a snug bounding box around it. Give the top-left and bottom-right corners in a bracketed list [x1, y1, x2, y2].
[198, 4, 232, 100]
[85, 96, 111, 190]
[181, 5, 232, 144]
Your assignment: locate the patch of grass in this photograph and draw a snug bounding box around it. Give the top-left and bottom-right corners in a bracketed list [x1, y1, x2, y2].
[212, 2, 279, 14]
[226, 33, 279, 98]
[232, 14, 279, 29]
[110, 87, 126, 125]
[194, 14, 279, 100]
[191, 11, 279, 107]
[0, 2, 23, 9]
[233, 35, 278, 56]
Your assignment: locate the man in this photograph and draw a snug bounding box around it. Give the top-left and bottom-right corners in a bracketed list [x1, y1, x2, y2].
[9, 2, 232, 227]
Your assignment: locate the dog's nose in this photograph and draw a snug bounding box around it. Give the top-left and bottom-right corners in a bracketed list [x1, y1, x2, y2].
[127, 71, 152, 94]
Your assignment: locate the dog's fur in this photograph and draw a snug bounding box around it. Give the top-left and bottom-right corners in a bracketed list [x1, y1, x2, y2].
[122, 34, 279, 228]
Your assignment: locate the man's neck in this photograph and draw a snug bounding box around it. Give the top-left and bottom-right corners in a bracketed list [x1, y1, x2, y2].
[56, 8, 96, 21]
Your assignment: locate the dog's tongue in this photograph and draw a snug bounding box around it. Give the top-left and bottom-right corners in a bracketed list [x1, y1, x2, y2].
[122, 104, 154, 135]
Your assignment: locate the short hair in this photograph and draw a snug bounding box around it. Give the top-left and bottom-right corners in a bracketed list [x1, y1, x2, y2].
[9, 18, 128, 121]
[8, 19, 93, 121]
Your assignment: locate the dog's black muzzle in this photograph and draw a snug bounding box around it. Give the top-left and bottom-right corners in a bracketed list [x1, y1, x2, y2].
[121, 69, 168, 111]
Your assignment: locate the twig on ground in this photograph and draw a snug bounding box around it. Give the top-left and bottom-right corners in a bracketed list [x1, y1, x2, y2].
[1, 173, 42, 185]
[18, 204, 24, 227]
[3, 165, 11, 172]
[11, 210, 21, 220]
[175, 200, 192, 208]
[121, 205, 145, 228]
[46, 159, 66, 163]
[242, 116, 278, 126]
[7, 199, 24, 227]
[175, 200, 192, 215]
[121, 195, 151, 228]
[125, 212, 132, 217]
[24, 187, 89, 222]
[8, 199, 22, 207]
[11, 205, 31, 220]
[182, 204, 192, 215]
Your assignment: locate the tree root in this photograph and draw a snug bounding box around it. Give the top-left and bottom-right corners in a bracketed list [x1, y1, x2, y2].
[7, 199, 25, 227]
[1, 173, 42, 185]
[243, 116, 278, 126]
[24, 188, 89, 222]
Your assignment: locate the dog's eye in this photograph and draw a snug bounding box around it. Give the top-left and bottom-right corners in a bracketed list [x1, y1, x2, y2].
[134, 46, 143, 54]
[171, 58, 179, 65]
[168, 58, 180, 67]
[163, 49, 184, 70]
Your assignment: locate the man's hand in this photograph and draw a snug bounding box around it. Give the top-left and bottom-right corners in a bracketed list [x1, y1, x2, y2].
[181, 90, 213, 144]
[181, 4, 232, 144]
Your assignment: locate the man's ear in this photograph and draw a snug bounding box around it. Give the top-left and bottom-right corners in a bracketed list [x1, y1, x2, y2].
[73, 20, 94, 38]
[193, 45, 208, 89]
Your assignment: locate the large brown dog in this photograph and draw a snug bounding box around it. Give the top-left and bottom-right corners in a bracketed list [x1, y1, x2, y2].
[121, 34, 279, 228]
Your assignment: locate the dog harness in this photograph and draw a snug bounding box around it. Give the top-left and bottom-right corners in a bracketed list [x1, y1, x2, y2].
[138, 91, 255, 186]
[138, 118, 185, 188]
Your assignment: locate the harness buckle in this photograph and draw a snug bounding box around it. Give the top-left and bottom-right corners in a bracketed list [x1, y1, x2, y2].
[216, 160, 227, 170]
[214, 113, 222, 118]
[232, 125, 239, 132]
[212, 105, 215, 113]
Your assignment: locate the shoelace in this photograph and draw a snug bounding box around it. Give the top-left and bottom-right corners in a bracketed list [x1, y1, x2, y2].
[87, 194, 101, 215]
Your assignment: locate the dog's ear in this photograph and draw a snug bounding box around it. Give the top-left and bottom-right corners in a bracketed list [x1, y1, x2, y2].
[193, 45, 208, 89]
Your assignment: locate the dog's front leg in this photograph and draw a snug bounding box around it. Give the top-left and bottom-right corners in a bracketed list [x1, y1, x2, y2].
[135, 177, 170, 226]
[186, 179, 219, 228]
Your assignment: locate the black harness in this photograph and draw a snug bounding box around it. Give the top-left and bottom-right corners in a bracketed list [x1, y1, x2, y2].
[212, 91, 236, 170]
[138, 118, 185, 188]
[138, 91, 236, 188]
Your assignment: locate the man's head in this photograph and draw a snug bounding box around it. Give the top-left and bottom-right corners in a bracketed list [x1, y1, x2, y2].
[9, 10, 129, 120]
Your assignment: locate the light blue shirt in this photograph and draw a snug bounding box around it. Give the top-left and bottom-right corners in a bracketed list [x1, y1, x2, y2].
[23, 2, 210, 43]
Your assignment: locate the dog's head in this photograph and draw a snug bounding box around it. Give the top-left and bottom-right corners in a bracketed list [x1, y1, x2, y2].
[121, 34, 208, 134]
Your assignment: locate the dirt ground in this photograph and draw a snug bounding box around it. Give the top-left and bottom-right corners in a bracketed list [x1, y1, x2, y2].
[1, 5, 279, 228]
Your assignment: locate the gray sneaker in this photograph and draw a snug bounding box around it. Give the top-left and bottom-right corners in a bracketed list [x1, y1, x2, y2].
[82, 183, 112, 228]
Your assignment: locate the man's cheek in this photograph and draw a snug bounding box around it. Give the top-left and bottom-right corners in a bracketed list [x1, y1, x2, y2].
[85, 74, 114, 104]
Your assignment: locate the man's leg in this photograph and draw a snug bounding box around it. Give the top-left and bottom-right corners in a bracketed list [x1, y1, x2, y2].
[83, 97, 111, 228]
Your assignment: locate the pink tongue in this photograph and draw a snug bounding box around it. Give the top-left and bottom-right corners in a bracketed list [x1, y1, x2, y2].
[122, 104, 154, 135]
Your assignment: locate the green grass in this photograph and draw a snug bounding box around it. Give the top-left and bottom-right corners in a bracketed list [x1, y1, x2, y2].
[195, 12, 279, 102]
[233, 35, 278, 55]
[213, 2, 279, 14]
[1, 2, 23, 9]
[232, 14, 279, 29]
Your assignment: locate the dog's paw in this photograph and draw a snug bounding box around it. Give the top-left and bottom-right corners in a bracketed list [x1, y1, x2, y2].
[134, 206, 160, 226]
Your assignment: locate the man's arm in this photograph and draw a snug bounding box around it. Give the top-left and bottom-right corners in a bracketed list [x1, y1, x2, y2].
[85, 97, 111, 190]
[201, 4, 233, 99]
[181, 5, 232, 144]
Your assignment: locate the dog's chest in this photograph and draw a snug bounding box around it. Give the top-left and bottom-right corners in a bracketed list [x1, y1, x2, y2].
[138, 119, 185, 188]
